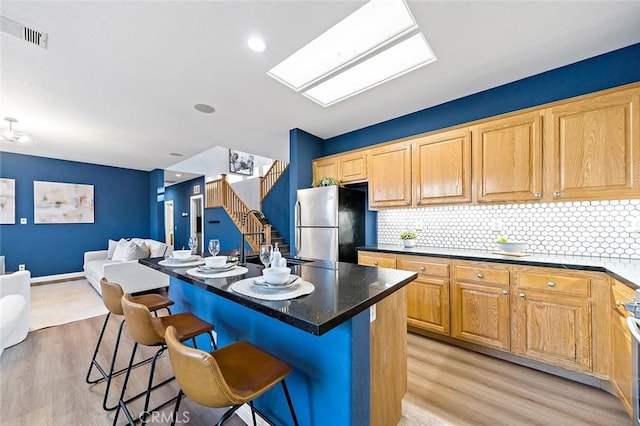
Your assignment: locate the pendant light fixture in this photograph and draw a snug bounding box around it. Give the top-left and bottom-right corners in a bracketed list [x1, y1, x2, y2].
[1, 117, 36, 146]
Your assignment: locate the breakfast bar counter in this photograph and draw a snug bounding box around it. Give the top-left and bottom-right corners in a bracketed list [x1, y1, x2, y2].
[140, 257, 417, 425]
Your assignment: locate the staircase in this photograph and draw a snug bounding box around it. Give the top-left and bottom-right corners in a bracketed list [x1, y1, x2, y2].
[205, 160, 289, 254]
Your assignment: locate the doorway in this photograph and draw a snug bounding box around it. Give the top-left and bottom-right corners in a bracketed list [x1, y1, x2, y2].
[164, 200, 174, 247]
[190, 195, 204, 254]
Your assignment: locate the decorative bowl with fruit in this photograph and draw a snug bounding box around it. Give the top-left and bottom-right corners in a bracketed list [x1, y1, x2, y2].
[496, 236, 527, 253]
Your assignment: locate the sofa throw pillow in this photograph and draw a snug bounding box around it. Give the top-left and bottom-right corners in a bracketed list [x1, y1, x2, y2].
[145, 240, 168, 258]
[107, 239, 119, 260]
[111, 238, 129, 261]
[122, 240, 150, 261]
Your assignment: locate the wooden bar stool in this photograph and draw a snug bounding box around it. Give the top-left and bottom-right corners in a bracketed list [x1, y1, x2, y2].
[86, 277, 174, 411]
[165, 325, 298, 426]
[113, 293, 217, 426]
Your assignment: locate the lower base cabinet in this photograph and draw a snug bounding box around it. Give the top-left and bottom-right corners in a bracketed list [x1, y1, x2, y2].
[610, 279, 635, 417]
[407, 279, 449, 335]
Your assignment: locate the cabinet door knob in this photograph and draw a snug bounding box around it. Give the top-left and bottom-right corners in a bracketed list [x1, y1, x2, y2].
[420, 266, 425, 272]
[502, 290, 508, 295]
[518, 293, 526, 299]
[553, 191, 561, 198]
[477, 273, 484, 279]
[373, 261, 378, 265]
[534, 192, 542, 198]
[547, 281, 556, 288]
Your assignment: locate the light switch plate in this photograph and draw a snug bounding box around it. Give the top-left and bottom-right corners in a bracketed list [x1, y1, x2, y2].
[20, 218, 27, 224]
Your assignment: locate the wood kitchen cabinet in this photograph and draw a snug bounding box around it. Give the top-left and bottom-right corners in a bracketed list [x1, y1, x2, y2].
[368, 141, 412, 208]
[451, 261, 511, 350]
[473, 110, 543, 203]
[413, 128, 472, 205]
[337, 150, 367, 184]
[545, 86, 640, 201]
[610, 279, 635, 416]
[512, 269, 592, 372]
[358, 251, 397, 269]
[397, 255, 451, 335]
[312, 157, 337, 185]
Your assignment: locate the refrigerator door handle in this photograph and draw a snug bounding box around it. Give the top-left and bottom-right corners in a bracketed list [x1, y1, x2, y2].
[294, 200, 301, 255]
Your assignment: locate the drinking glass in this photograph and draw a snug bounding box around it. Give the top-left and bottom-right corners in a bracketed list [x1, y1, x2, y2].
[259, 244, 273, 268]
[188, 236, 198, 253]
[208, 239, 220, 256]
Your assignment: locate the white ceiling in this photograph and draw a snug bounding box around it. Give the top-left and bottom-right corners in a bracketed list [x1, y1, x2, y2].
[2, 1, 640, 181]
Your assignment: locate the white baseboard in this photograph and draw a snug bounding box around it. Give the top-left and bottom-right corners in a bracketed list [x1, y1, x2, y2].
[31, 271, 85, 284]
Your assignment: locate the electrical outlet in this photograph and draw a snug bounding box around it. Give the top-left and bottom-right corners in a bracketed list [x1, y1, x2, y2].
[18, 264, 25, 271]
[490, 220, 503, 232]
[369, 305, 376, 323]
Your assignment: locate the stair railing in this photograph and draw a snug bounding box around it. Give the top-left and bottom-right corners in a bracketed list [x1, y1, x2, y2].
[205, 174, 270, 252]
[260, 160, 289, 202]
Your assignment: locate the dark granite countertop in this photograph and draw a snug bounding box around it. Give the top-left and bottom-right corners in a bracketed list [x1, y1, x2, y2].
[140, 257, 417, 336]
[359, 244, 640, 289]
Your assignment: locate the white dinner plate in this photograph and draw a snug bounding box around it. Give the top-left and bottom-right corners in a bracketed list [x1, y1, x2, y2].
[252, 275, 300, 290]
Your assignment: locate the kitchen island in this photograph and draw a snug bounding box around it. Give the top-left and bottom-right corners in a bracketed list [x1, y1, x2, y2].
[140, 257, 417, 426]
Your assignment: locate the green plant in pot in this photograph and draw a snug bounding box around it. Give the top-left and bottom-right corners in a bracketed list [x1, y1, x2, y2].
[313, 177, 342, 187]
[400, 229, 417, 248]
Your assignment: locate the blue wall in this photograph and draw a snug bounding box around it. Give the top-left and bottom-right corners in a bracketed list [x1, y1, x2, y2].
[288, 129, 326, 253]
[204, 207, 245, 253]
[262, 167, 291, 246]
[164, 176, 205, 251]
[0, 152, 150, 277]
[323, 43, 640, 155]
[149, 168, 165, 241]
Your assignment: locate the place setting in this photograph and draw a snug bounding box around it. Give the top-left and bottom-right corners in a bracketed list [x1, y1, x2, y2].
[186, 239, 248, 278]
[230, 243, 315, 301]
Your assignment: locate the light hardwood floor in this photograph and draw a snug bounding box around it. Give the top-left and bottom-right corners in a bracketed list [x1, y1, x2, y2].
[0, 316, 631, 425]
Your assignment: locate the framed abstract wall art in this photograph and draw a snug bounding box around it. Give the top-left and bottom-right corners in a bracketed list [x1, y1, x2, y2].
[34, 181, 94, 224]
[0, 178, 16, 224]
[229, 149, 254, 176]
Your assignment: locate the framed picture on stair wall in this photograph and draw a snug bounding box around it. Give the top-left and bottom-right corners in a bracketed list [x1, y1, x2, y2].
[229, 149, 254, 176]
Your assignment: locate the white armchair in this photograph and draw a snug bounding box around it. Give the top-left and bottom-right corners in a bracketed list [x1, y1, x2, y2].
[0, 270, 31, 357]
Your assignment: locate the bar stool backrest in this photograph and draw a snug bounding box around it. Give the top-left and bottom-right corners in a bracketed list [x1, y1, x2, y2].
[121, 293, 164, 346]
[100, 277, 125, 315]
[165, 326, 238, 407]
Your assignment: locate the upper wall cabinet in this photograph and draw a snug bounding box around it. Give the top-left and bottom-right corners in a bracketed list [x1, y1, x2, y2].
[413, 128, 472, 205]
[368, 142, 412, 208]
[545, 87, 640, 201]
[312, 157, 337, 184]
[337, 151, 367, 184]
[473, 111, 543, 203]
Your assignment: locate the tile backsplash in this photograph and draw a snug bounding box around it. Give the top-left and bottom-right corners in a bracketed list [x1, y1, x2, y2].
[377, 200, 640, 259]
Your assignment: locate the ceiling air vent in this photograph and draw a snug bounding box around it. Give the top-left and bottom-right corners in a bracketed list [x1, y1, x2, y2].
[1, 16, 48, 49]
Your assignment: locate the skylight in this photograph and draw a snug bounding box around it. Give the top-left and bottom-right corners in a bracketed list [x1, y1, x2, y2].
[303, 33, 436, 107]
[267, 0, 419, 92]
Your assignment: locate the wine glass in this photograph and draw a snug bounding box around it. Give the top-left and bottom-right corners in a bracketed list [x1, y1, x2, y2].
[188, 236, 198, 254]
[259, 244, 273, 269]
[208, 239, 220, 257]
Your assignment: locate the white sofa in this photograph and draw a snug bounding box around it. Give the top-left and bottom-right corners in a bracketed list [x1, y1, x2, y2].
[0, 270, 30, 357]
[83, 238, 173, 296]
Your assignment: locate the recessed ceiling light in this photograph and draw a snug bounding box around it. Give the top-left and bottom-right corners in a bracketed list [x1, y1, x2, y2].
[267, 0, 417, 91]
[169, 152, 184, 157]
[175, 173, 183, 177]
[303, 33, 436, 107]
[194, 104, 215, 113]
[248, 37, 266, 53]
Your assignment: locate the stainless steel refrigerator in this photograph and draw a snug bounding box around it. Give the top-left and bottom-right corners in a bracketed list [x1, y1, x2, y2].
[295, 186, 365, 263]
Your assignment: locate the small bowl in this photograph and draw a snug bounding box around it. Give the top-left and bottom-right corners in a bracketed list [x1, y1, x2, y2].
[496, 242, 527, 253]
[205, 256, 227, 268]
[173, 250, 192, 259]
[262, 267, 290, 285]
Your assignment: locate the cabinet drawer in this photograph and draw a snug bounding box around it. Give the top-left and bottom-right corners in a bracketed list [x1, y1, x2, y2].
[518, 272, 589, 297]
[612, 280, 636, 316]
[454, 265, 509, 286]
[397, 258, 449, 278]
[358, 254, 397, 269]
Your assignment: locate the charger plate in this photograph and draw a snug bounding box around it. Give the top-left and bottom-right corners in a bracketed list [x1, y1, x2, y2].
[186, 266, 248, 278]
[230, 277, 314, 301]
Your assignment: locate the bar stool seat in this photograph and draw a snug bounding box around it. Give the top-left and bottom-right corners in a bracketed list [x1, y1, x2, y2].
[165, 326, 298, 426]
[86, 277, 174, 411]
[114, 293, 217, 426]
